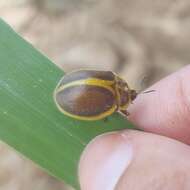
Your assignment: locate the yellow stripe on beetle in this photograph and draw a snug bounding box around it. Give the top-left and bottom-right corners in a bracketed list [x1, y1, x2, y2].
[54, 70, 137, 121]
[56, 78, 115, 95]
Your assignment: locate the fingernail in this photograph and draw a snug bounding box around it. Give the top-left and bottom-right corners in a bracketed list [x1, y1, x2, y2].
[94, 140, 133, 190]
[79, 132, 133, 190]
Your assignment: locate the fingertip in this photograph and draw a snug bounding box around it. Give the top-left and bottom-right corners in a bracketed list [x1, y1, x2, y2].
[79, 129, 190, 190]
[128, 65, 190, 144]
[78, 131, 133, 190]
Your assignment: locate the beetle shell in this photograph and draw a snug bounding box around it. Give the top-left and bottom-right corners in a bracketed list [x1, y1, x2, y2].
[54, 70, 137, 120]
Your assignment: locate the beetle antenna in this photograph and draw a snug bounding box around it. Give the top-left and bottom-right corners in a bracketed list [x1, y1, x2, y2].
[137, 90, 155, 96]
[142, 90, 155, 94]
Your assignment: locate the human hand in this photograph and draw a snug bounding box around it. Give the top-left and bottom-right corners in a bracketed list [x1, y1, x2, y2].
[78, 65, 190, 190]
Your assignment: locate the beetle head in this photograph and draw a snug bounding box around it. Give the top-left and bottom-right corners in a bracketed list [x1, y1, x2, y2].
[115, 77, 134, 109]
[130, 89, 138, 101]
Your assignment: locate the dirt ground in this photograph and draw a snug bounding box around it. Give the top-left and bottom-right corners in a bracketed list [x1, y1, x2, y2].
[0, 0, 189, 189]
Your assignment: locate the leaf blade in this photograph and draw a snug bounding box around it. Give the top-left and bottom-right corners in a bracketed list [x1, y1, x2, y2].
[0, 19, 136, 189]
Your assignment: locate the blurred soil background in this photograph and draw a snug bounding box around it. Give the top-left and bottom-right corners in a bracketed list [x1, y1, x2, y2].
[0, 0, 189, 189]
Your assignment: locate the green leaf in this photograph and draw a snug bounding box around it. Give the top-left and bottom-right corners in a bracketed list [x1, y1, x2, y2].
[0, 19, 136, 189]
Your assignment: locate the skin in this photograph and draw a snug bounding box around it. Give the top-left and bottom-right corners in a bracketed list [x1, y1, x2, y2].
[79, 65, 190, 190]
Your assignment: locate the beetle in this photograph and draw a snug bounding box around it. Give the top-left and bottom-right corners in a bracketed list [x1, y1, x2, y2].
[53, 70, 138, 121]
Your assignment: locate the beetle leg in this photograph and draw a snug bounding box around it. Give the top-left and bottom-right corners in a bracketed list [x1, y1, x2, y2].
[120, 110, 130, 116]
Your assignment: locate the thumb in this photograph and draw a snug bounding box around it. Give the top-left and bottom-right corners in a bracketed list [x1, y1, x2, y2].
[79, 130, 190, 190]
